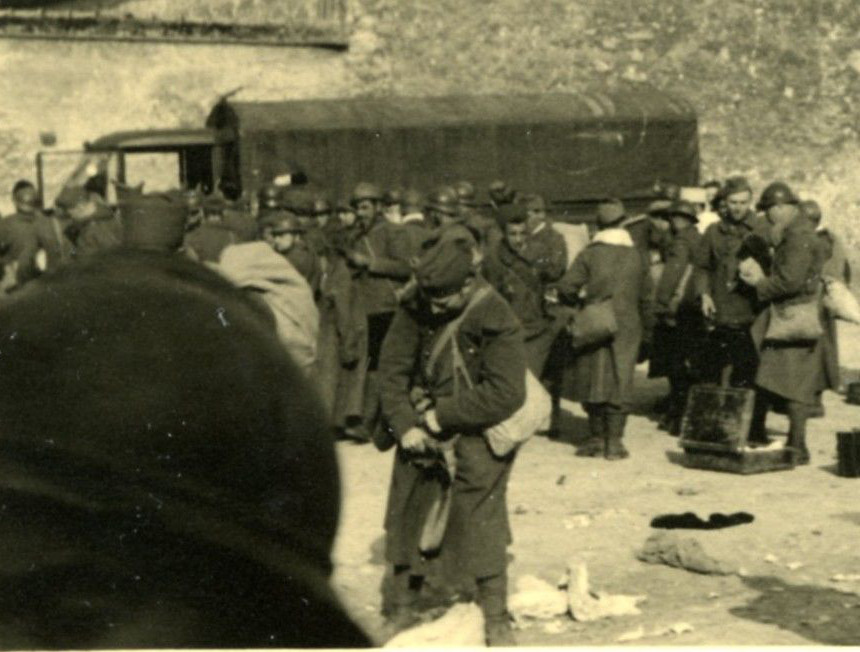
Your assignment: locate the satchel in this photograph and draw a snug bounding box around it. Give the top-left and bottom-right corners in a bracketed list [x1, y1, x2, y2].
[765, 298, 823, 342]
[569, 298, 618, 349]
[823, 277, 860, 324]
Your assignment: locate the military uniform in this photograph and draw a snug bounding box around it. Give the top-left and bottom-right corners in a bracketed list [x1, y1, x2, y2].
[379, 278, 526, 633]
[692, 210, 771, 386]
[650, 216, 703, 432]
[557, 211, 651, 459]
[184, 223, 238, 262]
[749, 212, 839, 462]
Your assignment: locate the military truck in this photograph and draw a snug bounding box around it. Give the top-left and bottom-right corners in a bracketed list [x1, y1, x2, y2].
[37, 85, 699, 221]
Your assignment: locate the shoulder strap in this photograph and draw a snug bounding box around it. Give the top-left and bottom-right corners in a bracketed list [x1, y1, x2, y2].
[424, 286, 491, 380]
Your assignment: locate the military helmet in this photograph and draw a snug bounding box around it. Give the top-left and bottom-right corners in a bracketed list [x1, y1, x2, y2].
[666, 199, 698, 223]
[426, 185, 459, 216]
[383, 188, 403, 206]
[756, 181, 798, 212]
[454, 180, 477, 206]
[257, 183, 283, 210]
[350, 181, 383, 205]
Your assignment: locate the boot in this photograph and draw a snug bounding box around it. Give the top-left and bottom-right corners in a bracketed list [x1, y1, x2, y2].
[384, 567, 422, 632]
[786, 402, 810, 465]
[476, 574, 514, 646]
[604, 411, 629, 460]
[576, 404, 604, 457]
[747, 392, 771, 447]
[485, 616, 516, 647]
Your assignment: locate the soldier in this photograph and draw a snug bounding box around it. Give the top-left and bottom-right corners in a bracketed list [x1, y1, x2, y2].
[692, 175, 771, 393]
[400, 188, 432, 257]
[121, 191, 189, 254]
[347, 182, 413, 442]
[184, 194, 239, 263]
[259, 209, 322, 297]
[557, 199, 652, 460]
[455, 180, 502, 252]
[740, 202, 839, 464]
[651, 200, 703, 435]
[57, 185, 122, 258]
[0, 180, 66, 288]
[383, 188, 404, 225]
[756, 180, 798, 216]
[378, 236, 526, 646]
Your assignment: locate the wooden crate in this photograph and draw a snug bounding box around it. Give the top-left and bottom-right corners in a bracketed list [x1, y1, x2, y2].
[679, 384, 756, 453]
[680, 447, 795, 475]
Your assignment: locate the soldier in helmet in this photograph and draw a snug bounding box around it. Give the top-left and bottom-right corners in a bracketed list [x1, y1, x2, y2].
[345, 181, 413, 443]
[383, 188, 404, 225]
[455, 180, 502, 252]
[259, 209, 322, 298]
[651, 200, 704, 435]
[257, 183, 283, 215]
[692, 176, 771, 405]
[756, 181, 799, 216]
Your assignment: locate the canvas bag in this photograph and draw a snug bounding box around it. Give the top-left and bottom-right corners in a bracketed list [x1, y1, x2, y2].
[765, 282, 824, 343]
[569, 298, 618, 350]
[823, 277, 860, 324]
[426, 287, 550, 458]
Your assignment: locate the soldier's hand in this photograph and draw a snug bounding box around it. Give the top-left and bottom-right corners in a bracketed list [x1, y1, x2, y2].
[400, 427, 428, 454]
[701, 294, 717, 319]
[347, 252, 371, 269]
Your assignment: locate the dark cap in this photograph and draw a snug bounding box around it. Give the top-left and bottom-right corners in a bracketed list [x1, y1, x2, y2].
[666, 199, 698, 222]
[596, 198, 626, 227]
[497, 202, 528, 225]
[121, 192, 188, 252]
[416, 237, 475, 297]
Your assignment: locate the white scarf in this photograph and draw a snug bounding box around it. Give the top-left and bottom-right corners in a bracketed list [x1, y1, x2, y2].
[591, 227, 634, 247]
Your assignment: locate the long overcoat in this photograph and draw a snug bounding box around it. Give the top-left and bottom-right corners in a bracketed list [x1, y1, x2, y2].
[751, 215, 839, 405]
[378, 280, 526, 578]
[557, 228, 651, 409]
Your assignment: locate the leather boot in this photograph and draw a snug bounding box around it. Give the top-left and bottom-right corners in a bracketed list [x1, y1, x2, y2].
[476, 574, 515, 646]
[786, 402, 810, 465]
[576, 404, 604, 457]
[604, 411, 629, 460]
[384, 567, 422, 633]
[747, 392, 771, 447]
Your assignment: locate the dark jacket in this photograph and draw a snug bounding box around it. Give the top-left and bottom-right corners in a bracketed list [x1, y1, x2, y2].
[692, 211, 771, 327]
[350, 217, 411, 315]
[655, 224, 701, 313]
[557, 228, 651, 408]
[484, 239, 550, 341]
[752, 214, 839, 404]
[379, 280, 526, 577]
[184, 223, 238, 262]
[523, 220, 568, 285]
[0, 211, 72, 286]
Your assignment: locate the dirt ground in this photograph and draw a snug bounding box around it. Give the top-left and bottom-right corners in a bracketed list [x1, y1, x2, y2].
[331, 323, 860, 646]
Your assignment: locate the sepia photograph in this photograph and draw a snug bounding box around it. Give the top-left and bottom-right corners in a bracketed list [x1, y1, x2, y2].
[0, 0, 859, 647]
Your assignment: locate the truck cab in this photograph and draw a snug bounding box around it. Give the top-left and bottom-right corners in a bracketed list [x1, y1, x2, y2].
[37, 128, 222, 208]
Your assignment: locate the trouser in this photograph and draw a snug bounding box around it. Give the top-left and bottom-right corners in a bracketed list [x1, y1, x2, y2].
[749, 389, 809, 449]
[526, 320, 569, 431]
[363, 311, 395, 436]
[701, 324, 759, 388]
[583, 403, 628, 441]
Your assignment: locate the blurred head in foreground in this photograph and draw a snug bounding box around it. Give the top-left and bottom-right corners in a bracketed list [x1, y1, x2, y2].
[0, 249, 368, 648]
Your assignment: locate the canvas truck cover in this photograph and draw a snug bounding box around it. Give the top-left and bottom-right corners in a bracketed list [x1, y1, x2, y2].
[207, 86, 698, 208]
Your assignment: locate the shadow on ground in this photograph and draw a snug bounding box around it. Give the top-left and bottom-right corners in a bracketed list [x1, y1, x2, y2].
[730, 575, 860, 645]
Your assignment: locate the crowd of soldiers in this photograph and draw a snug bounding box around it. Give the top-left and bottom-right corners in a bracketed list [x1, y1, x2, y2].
[0, 171, 850, 646]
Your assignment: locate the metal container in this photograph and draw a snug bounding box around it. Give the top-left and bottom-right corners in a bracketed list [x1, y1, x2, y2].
[837, 430, 860, 478]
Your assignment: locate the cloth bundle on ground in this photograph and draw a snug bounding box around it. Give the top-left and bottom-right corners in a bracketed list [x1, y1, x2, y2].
[215, 241, 320, 373]
[0, 250, 368, 649]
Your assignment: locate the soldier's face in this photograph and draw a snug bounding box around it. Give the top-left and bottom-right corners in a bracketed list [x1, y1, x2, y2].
[356, 200, 377, 224]
[429, 284, 471, 315]
[505, 222, 528, 252]
[725, 191, 752, 221]
[264, 228, 296, 254]
[338, 209, 356, 227]
[526, 208, 546, 229]
[14, 187, 39, 214]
